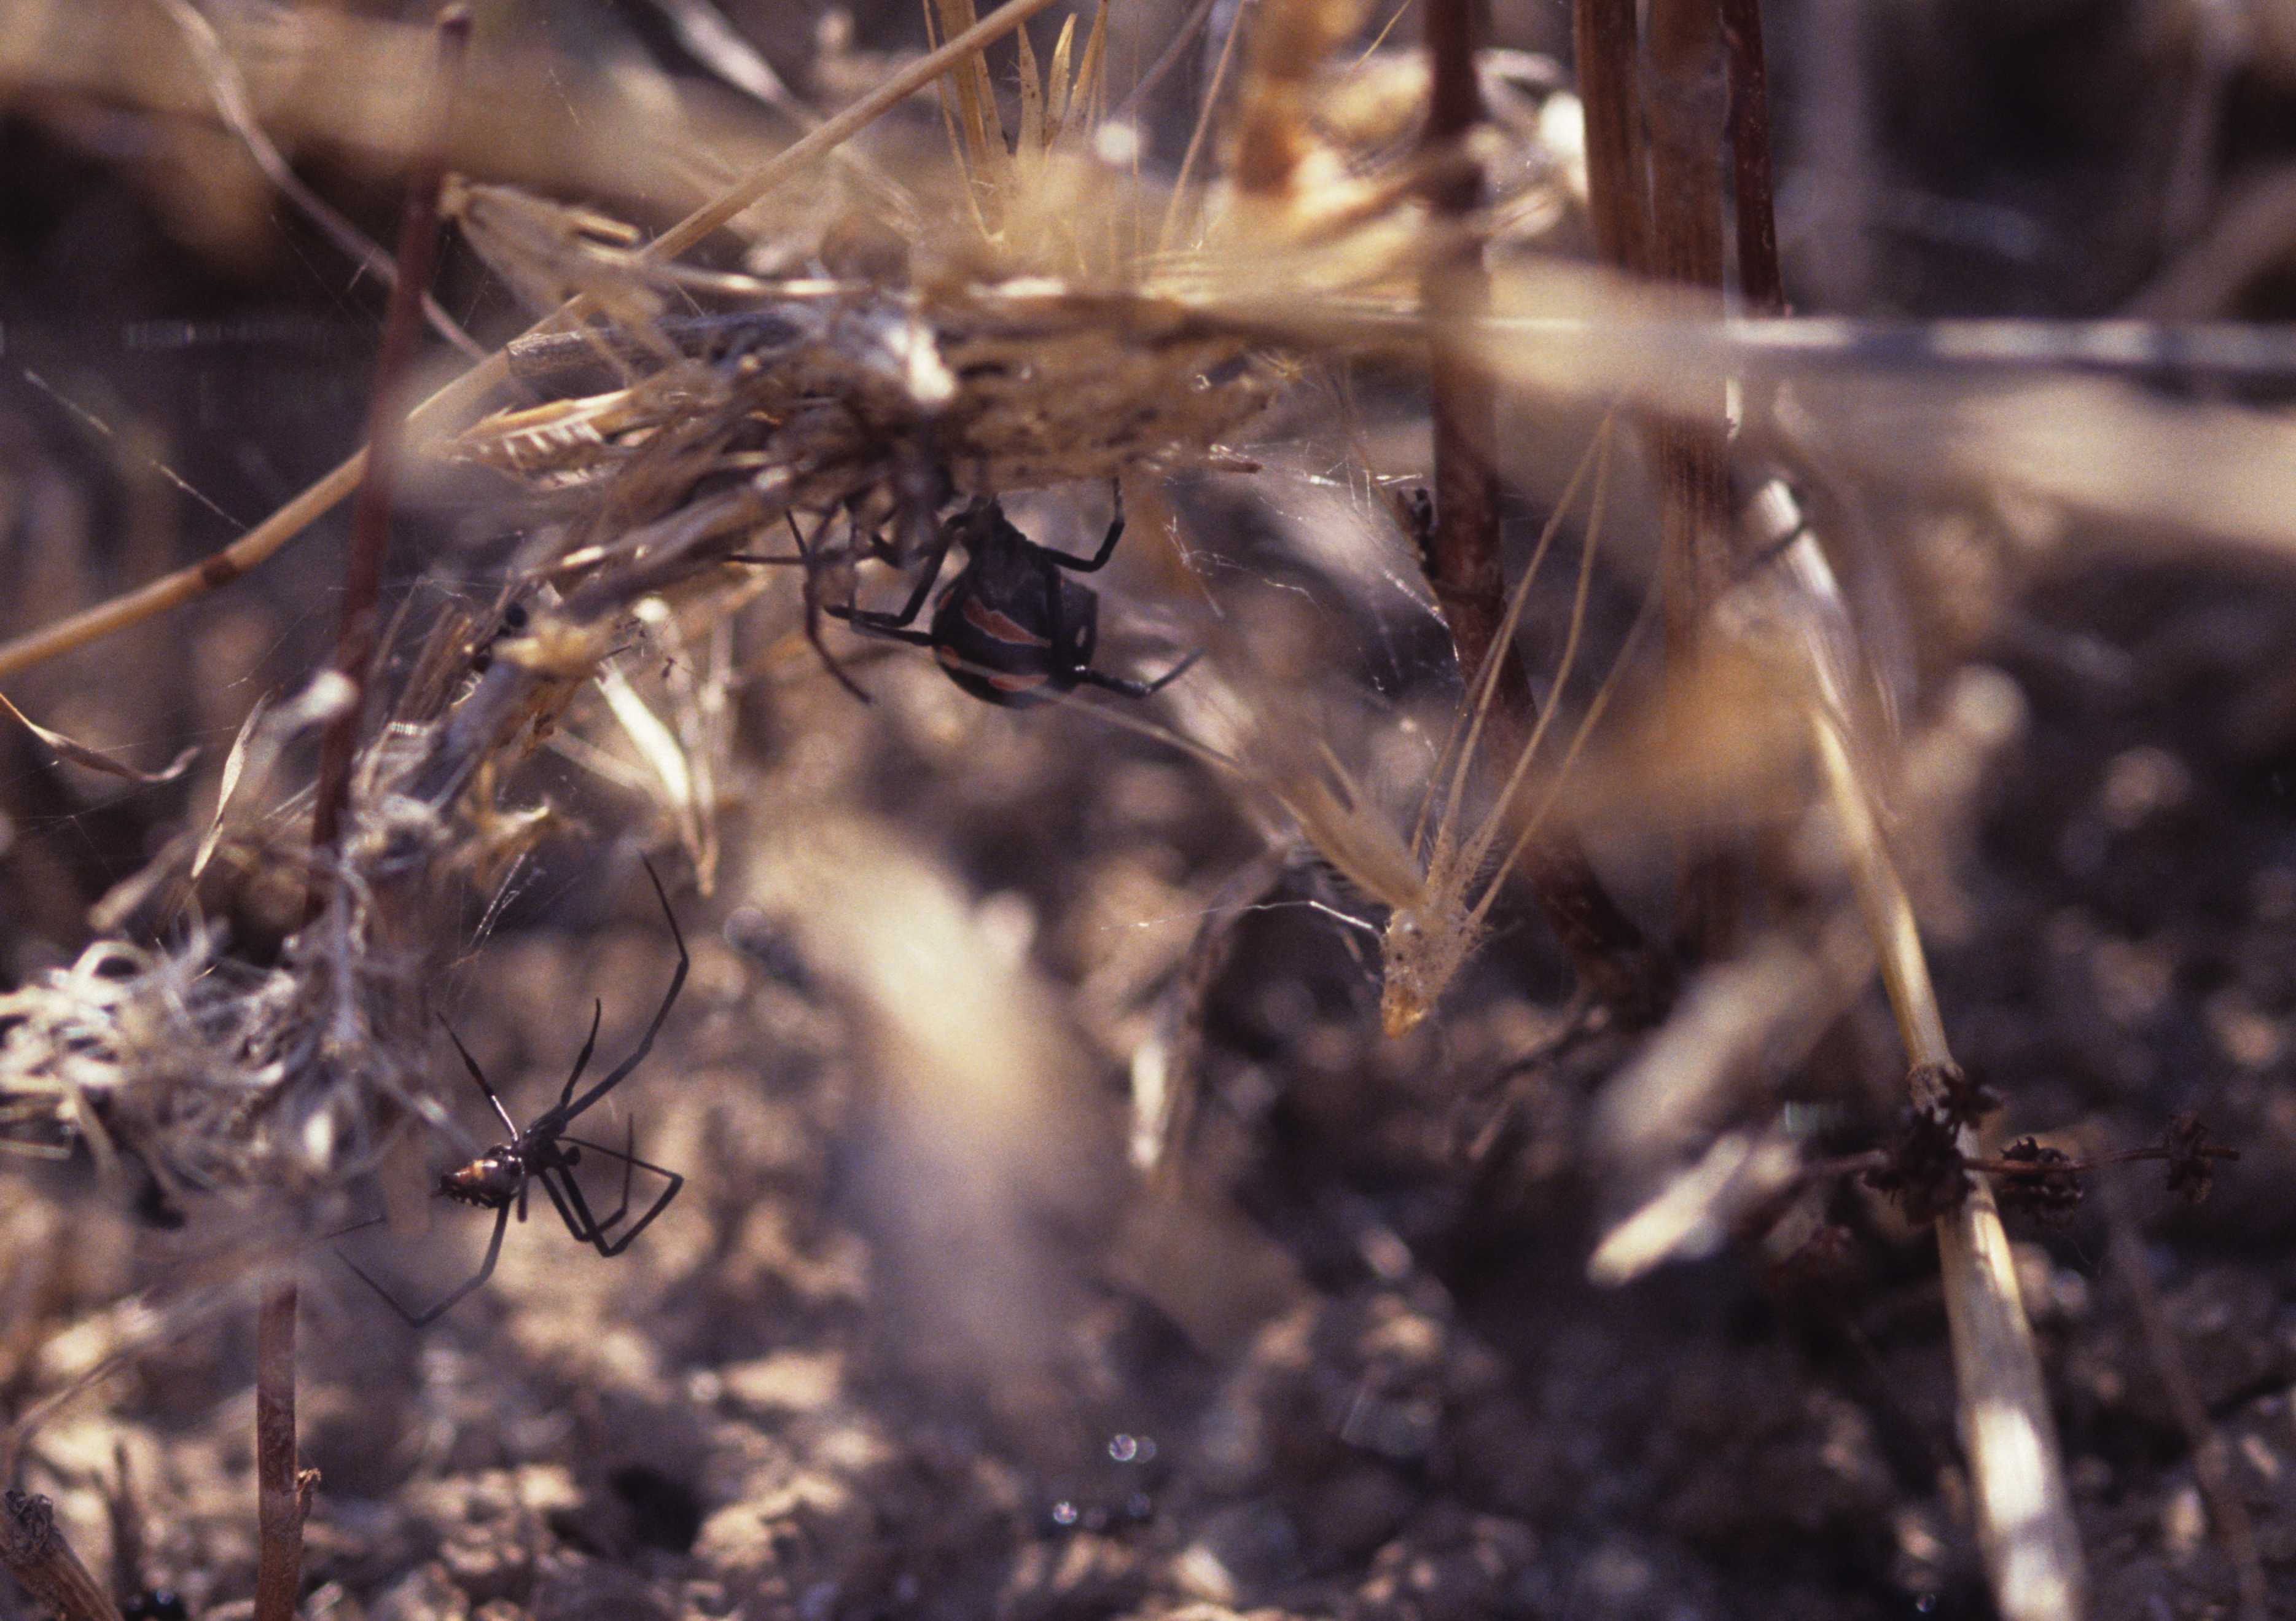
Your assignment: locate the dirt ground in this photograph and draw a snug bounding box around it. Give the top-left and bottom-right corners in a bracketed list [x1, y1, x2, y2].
[5, 3, 2296, 1619]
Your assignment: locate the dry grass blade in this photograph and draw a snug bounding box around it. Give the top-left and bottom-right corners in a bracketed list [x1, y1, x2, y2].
[0, 691, 195, 784]
[1014, 21, 1044, 154]
[1156, 0, 1253, 254]
[1043, 14, 1077, 139]
[192, 695, 273, 883]
[1799, 603, 2083, 1619]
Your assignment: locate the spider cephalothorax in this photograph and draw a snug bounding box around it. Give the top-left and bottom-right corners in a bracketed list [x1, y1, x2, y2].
[828, 488, 1199, 707]
[341, 859, 689, 1326]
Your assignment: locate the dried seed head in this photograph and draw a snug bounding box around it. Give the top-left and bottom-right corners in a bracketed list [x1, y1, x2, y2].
[1864, 1109, 1971, 1227]
[1910, 1060, 2001, 1132]
[1995, 1138, 2084, 1225]
[2161, 1111, 2235, 1204]
[1378, 905, 1476, 1037]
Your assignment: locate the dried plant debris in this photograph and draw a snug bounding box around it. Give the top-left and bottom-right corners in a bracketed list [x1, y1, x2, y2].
[457, 255, 1274, 515]
[0, 932, 296, 1195]
[6, 4, 2296, 1620]
[1991, 1138, 2085, 1225]
[0, 692, 196, 786]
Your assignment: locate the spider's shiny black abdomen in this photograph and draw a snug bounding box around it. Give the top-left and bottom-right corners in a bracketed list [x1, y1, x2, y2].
[440, 1147, 526, 1209]
[930, 543, 1099, 707]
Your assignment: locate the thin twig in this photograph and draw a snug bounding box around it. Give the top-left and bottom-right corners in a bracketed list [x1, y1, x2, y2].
[104, 1443, 146, 1608]
[305, 9, 468, 895]
[0, 0, 1071, 683]
[2, 1492, 125, 1621]
[249, 1284, 303, 1621]
[255, 18, 468, 1621]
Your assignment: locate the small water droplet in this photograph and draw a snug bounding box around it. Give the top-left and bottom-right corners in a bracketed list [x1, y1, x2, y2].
[1914, 1595, 1937, 1615]
[1125, 1490, 1155, 1521]
[1108, 1433, 1139, 1463]
[1050, 1500, 1080, 1528]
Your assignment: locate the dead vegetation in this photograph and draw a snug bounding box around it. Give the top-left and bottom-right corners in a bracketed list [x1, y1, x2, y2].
[3, 1, 2295, 1619]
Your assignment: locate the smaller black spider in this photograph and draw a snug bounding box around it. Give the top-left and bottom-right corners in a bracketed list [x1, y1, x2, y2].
[342, 859, 688, 1326]
[826, 487, 1200, 707]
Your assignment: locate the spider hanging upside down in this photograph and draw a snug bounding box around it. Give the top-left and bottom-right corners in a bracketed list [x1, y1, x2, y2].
[811, 484, 1201, 706]
[342, 859, 689, 1326]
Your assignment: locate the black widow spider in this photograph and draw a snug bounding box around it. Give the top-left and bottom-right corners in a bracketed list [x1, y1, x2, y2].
[342, 859, 689, 1326]
[824, 486, 1201, 708]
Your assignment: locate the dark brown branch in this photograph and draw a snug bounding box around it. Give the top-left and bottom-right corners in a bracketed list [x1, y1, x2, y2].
[1572, 0, 1651, 274]
[1423, 0, 1670, 1026]
[264, 17, 469, 1621]
[1720, 0, 1783, 318]
[1602, 0, 1736, 957]
[307, 6, 471, 894]
[2, 1492, 125, 1621]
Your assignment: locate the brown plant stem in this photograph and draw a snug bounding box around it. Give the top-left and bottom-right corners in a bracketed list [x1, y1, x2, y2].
[2, 1492, 123, 1621]
[1719, 0, 1783, 319]
[1572, 0, 1649, 275]
[307, 9, 469, 891]
[1573, 0, 1743, 956]
[1421, 0, 1669, 1026]
[249, 1287, 303, 1621]
[256, 19, 469, 1621]
[1641, 0, 1737, 956]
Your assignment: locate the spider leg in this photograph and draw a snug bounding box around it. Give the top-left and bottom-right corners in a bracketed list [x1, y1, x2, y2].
[1045, 480, 1125, 572]
[439, 1016, 518, 1139]
[537, 1130, 683, 1257]
[824, 523, 953, 633]
[830, 618, 935, 648]
[793, 511, 871, 702]
[591, 1154, 684, 1256]
[1082, 647, 1202, 700]
[340, 1200, 512, 1327]
[533, 1157, 605, 1248]
[733, 513, 873, 702]
[560, 857, 689, 1125]
[556, 999, 604, 1111]
[546, 1115, 638, 1230]
[555, 1119, 639, 1236]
